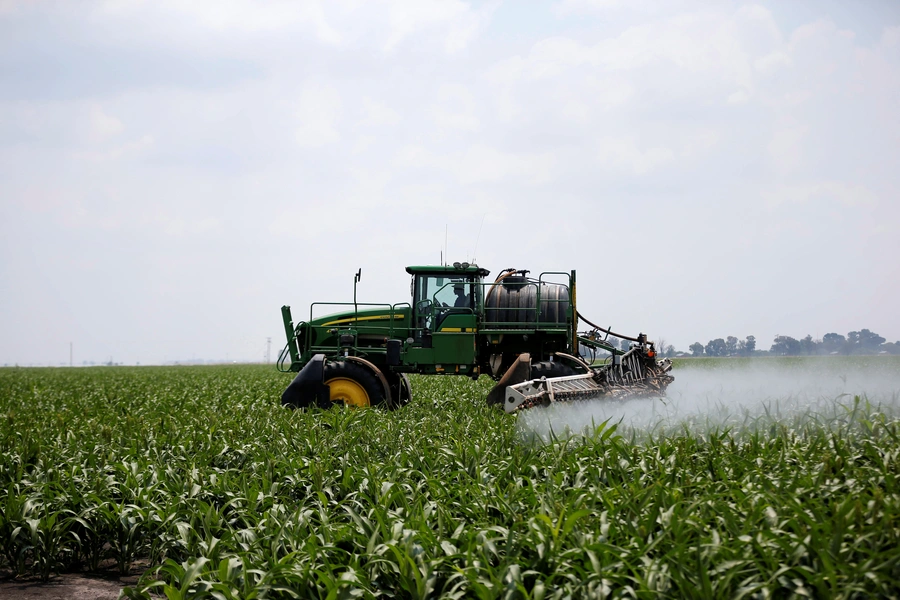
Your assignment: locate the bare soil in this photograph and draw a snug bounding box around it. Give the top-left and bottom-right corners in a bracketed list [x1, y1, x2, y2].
[0, 560, 149, 600]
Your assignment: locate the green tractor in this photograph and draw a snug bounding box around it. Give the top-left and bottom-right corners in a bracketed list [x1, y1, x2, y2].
[278, 263, 673, 412]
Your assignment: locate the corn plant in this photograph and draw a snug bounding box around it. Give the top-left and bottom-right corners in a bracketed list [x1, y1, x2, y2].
[0, 360, 898, 598]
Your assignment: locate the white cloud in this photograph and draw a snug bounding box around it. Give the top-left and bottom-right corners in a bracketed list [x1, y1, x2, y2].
[164, 216, 224, 237]
[781, 90, 811, 106]
[430, 84, 480, 134]
[596, 136, 675, 174]
[433, 110, 480, 133]
[88, 106, 124, 142]
[767, 126, 806, 174]
[359, 98, 401, 127]
[0, 0, 21, 16]
[789, 19, 840, 45]
[727, 89, 750, 104]
[394, 143, 556, 185]
[294, 85, 342, 148]
[884, 25, 900, 48]
[382, 0, 495, 53]
[456, 144, 556, 185]
[736, 4, 773, 22]
[484, 8, 781, 130]
[680, 130, 720, 158]
[764, 181, 877, 209]
[443, 0, 499, 53]
[553, 0, 642, 15]
[100, 0, 342, 44]
[351, 135, 376, 154]
[754, 51, 791, 73]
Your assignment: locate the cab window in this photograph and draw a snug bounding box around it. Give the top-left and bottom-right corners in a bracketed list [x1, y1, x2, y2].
[416, 275, 472, 308]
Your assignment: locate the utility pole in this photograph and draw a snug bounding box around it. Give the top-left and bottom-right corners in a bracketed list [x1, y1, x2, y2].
[70, 342, 73, 367]
[266, 337, 271, 364]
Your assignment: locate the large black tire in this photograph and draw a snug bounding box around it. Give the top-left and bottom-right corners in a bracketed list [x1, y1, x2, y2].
[384, 372, 412, 410]
[530, 360, 577, 379]
[322, 361, 385, 408]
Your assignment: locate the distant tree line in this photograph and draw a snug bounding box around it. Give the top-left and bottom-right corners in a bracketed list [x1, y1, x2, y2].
[686, 329, 899, 357]
[687, 335, 757, 357]
[581, 329, 898, 359]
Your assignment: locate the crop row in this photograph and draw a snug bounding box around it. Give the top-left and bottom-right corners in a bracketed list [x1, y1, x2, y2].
[1, 364, 899, 598]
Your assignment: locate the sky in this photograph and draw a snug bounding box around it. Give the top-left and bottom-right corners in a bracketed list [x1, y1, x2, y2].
[1, 0, 898, 366]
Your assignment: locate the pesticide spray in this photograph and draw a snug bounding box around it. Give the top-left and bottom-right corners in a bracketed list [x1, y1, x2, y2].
[517, 358, 900, 443]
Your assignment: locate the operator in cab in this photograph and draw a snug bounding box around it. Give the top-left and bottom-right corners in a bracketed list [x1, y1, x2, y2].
[453, 282, 470, 308]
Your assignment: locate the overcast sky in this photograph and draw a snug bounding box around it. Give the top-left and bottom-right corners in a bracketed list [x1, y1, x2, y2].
[1, 0, 898, 366]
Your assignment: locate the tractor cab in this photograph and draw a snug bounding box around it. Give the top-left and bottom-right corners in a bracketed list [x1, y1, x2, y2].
[404, 263, 489, 373]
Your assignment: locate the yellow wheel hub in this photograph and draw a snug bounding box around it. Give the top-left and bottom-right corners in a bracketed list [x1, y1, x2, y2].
[327, 377, 370, 408]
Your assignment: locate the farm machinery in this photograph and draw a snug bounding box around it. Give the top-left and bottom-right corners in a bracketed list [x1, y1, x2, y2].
[278, 264, 673, 412]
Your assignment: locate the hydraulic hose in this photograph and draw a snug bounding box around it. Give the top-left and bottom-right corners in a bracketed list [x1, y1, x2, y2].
[576, 311, 644, 344]
[485, 268, 522, 305]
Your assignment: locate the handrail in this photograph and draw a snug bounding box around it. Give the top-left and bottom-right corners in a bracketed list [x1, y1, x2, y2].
[309, 302, 400, 321]
[474, 280, 570, 330]
[309, 302, 408, 338]
[276, 341, 293, 372]
[417, 280, 571, 332]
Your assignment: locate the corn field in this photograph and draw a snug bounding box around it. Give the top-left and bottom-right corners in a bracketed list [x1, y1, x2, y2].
[1, 361, 899, 598]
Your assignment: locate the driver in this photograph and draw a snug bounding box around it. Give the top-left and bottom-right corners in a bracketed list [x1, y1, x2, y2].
[453, 283, 469, 308]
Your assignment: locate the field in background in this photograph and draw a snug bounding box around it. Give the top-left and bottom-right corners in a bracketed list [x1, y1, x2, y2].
[1, 359, 899, 598]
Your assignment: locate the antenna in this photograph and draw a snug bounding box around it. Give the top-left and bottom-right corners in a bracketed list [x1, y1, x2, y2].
[471, 214, 486, 263]
[444, 224, 448, 265]
[353, 268, 362, 320]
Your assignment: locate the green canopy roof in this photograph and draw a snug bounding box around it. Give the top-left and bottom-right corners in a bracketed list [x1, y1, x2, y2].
[405, 264, 490, 277]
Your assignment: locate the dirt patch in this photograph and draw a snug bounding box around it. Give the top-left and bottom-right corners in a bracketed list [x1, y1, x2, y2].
[0, 561, 149, 600]
[0, 574, 133, 600]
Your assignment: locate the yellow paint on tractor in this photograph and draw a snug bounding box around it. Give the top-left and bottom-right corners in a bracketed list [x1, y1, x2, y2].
[320, 314, 400, 326]
[327, 377, 370, 407]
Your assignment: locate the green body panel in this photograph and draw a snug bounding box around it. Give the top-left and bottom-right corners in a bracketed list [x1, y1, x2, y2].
[279, 264, 611, 380]
[283, 305, 411, 371]
[310, 306, 409, 330]
[432, 312, 477, 365]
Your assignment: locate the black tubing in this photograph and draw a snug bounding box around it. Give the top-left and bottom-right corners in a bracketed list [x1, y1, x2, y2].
[577, 311, 643, 343]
